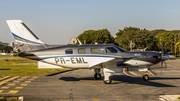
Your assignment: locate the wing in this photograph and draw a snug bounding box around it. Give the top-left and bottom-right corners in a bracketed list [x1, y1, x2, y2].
[89, 56, 134, 68]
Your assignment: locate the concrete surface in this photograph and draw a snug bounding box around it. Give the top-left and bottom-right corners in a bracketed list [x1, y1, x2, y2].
[1, 59, 180, 101]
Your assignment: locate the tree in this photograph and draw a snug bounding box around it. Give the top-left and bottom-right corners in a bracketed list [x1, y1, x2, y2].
[134, 30, 158, 51]
[0, 44, 4, 52]
[115, 27, 158, 51]
[77, 29, 115, 44]
[76, 27, 180, 55]
[156, 32, 175, 52]
[175, 41, 180, 56]
[4, 46, 13, 53]
[116, 26, 140, 37]
[0, 44, 13, 53]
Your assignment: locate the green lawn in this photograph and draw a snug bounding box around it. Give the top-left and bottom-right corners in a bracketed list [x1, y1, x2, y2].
[0, 55, 70, 76]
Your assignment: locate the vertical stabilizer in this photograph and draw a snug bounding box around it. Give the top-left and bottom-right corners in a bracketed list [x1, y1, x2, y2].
[6, 20, 47, 52]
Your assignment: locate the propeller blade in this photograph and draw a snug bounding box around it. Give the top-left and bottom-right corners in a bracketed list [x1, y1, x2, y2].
[161, 41, 164, 75]
[164, 61, 167, 69]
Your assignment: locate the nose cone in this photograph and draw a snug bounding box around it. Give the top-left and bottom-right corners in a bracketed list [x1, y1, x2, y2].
[125, 51, 163, 64]
[163, 54, 171, 60]
[152, 53, 161, 59]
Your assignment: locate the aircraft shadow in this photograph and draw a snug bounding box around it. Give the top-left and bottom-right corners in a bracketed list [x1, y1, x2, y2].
[111, 75, 177, 87]
[59, 75, 178, 87]
[60, 77, 80, 81]
[46, 70, 73, 76]
[0, 68, 10, 70]
[149, 77, 180, 80]
[59, 77, 94, 81]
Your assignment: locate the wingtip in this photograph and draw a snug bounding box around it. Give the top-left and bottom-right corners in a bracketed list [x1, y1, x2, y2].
[6, 20, 23, 23]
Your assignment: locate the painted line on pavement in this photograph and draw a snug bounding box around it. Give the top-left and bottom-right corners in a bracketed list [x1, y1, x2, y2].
[20, 84, 28, 86]
[8, 90, 19, 94]
[15, 87, 23, 89]
[0, 76, 38, 94]
[1, 86, 10, 89]
[0, 76, 19, 86]
[93, 98, 99, 101]
[0, 76, 11, 81]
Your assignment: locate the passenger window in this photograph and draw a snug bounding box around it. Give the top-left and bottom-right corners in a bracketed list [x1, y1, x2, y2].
[106, 47, 118, 53]
[91, 48, 98, 54]
[78, 48, 86, 54]
[65, 49, 73, 54]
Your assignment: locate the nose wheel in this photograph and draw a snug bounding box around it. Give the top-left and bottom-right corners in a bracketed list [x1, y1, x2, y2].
[143, 74, 149, 81]
[94, 73, 101, 80]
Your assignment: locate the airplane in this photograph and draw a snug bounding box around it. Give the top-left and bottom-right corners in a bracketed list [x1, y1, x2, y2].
[6, 20, 164, 84]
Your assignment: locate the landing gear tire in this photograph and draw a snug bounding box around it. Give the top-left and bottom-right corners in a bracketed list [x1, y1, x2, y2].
[94, 73, 101, 80]
[143, 74, 149, 81]
[103, 79, 112, 84]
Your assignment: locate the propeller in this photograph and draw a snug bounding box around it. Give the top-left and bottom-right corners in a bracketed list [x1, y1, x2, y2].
[148, 42, 168, 75]
[161, 42, 164, 75]
[160, 42, 168, 75]
[148, 46, 168, 75]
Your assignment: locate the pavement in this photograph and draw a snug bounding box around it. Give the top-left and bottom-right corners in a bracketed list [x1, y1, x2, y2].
[0, 59, 180, 101]
[0, 76, 38, 95]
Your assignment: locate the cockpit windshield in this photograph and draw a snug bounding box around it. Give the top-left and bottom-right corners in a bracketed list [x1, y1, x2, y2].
[114, 45, 126, 52]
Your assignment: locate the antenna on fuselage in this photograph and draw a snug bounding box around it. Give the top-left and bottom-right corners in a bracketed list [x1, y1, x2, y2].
[76, 38, 82, 45]
[70, 38, 82, 45]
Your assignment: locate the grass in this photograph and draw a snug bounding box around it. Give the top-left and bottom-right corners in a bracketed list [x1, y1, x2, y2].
[178, 96, 180, 100]
[0, 96, 21, 101]
[0, 97, 19, 101]
[0, 55, 71, 76]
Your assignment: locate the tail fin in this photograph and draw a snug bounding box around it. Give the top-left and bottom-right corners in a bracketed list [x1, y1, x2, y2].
[6, 20, 47, 52]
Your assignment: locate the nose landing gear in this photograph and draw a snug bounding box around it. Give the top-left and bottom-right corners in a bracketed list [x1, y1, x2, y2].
[143, 74, 149, 81]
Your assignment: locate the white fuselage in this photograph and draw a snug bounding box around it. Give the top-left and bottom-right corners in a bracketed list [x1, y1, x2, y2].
[40, 55, 153, 69]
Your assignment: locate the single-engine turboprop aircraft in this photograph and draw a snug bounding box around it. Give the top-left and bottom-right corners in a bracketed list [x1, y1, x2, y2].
[6, 20, 163, 84]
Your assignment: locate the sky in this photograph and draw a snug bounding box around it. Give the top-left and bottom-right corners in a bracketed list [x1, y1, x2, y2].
[1, 0, 180, 44]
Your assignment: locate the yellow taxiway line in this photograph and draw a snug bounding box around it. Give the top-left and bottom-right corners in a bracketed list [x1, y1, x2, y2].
[0, 76, 19, 86]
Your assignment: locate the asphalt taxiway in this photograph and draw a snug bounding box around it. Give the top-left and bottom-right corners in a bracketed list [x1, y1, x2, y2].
[1, 59, 180, 101]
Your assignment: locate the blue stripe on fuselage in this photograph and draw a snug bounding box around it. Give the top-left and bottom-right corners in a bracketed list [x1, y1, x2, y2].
[12, 33, 42, 44]
[41, 55, 116, 60]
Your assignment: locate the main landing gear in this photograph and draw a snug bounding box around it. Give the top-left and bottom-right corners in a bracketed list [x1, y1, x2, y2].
[103, 77, 112, 84]
[94, 73, 101, 80]
[102, 68, 115, 84]
[94, 68, 112, 84]
[94, 68, 102, 80]
[93, 71, 112, 84]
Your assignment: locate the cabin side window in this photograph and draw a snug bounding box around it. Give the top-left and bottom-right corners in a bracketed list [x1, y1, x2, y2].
[65, 49, 73, 54]
[78, 48, 86, 54]
[91, 48, 99, 54]
[106, 47, 118, 53]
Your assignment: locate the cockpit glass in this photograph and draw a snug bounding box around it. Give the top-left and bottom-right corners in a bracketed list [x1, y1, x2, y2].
[114, 45, 126, 52]
[106, 47, 118, 53]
